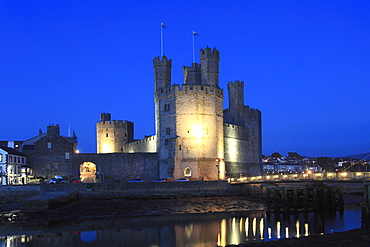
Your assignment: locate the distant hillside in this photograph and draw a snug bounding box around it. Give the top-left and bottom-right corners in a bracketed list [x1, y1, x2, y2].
[342, 152, 370, 161]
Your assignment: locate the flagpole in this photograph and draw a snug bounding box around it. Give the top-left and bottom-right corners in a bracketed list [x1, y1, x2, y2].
[160, 22, 164, 57]
[192, 30, 196, 63]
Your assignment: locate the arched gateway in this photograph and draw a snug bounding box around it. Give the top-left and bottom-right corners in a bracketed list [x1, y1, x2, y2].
[80, 162, 97, 183]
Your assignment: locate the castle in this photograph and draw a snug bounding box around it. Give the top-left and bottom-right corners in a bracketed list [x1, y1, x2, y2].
[96, 47, 262, 180]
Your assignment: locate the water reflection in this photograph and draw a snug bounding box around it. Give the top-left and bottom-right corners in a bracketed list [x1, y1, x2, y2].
[0, 203, 362, 247]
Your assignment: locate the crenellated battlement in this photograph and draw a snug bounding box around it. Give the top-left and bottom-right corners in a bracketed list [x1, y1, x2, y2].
[228, 81, 244, 87]
[200, 47, 220, 60]
[153, 56, 172, 66]
[97, 120, 133, 128]
[156, 84, 223, 98]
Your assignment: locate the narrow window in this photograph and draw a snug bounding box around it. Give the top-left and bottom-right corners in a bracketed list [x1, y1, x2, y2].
[10, 156, 12, 162]
[164, 103, 170, 111]
[106, 133, 109, 137]
[47, 142, 52, 149]
[184, 167, 192, 177]
[65, 152, 70, 159]
[22, 157, 25, 163]
[0, 154, 2, 162]
[179, 145, 182, 151]
[166, 127, 171, 134]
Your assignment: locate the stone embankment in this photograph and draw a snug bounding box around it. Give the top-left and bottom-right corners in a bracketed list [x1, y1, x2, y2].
[20, 191, 78, 211]
[0, 181, 364, 204]
[0, 181, 243, 203]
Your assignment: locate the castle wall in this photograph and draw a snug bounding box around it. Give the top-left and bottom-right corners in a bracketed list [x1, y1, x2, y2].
[223, 123, 261, 176]
[24, 152, 158, 182]
[71, 153, 158, 182]
[122, 135, 157, 153]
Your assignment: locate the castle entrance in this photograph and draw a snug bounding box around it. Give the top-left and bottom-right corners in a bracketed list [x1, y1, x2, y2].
[80, 162, 97, 183]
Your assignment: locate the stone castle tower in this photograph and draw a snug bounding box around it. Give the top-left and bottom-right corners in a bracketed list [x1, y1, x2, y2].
[96, 113, 134, 153]
[154, 47, 225, 180]
[96, 47, 262, 180]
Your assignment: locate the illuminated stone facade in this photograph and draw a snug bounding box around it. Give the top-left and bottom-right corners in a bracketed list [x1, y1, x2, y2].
[96, 47, 262, 180]
[96, 113, 134, 153]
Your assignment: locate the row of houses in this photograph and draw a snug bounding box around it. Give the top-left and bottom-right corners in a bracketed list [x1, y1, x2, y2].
[262, 156, 321, 174]
[0, 145, 30, 185]
[0, 124, 78, 185]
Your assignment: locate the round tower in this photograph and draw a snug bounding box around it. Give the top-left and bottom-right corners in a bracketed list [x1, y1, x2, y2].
[96, 113, 134, 153]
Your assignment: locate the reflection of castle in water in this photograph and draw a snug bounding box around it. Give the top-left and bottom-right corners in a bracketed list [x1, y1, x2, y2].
[1, 206, 361, 246]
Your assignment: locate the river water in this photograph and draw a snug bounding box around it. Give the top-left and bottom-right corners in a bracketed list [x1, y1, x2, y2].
[0, 202, 362, 247]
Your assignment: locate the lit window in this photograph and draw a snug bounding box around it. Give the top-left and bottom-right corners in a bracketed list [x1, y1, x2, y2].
[0, 154, 2, 162]
[184, 167, 192, 177]
[47, 142, 52, 149]
[65, 152, 70, 159]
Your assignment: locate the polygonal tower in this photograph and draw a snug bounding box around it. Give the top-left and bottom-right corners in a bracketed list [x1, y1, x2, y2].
[155, 47, 225, 180]
[96, 113, 134, 153]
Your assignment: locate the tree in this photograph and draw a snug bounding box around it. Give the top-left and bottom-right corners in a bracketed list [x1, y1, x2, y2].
[271, 152, 283, 158]
[288, 152, 302, 159]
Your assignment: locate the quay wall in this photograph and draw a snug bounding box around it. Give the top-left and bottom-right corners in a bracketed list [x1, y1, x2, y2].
[0, 181, 247, 203]
[0, 182, 363, 203]
[42, 181, 245, 198]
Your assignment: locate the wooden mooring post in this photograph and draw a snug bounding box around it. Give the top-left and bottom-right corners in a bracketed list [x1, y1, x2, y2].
[361, 181, 370, 228]
[265, 184, 343, 212]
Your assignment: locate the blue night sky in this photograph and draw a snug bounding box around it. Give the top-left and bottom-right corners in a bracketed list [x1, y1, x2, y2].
[0, 0, 369, 157]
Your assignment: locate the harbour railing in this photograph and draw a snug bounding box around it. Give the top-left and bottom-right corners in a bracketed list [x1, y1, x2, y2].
[229, 171, 370, 183]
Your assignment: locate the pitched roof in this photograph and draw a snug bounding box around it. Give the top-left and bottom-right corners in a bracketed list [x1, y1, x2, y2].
[0, 146, 26, 156]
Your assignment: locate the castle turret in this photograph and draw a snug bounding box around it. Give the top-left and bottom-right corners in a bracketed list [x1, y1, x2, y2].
[96, 113, 134, 153]
[228, 81, 245, 109]
[183, 63, 201, 85]
[100, 113, 111, 122]
[153, 56, 172, 94]
[200, 47, 220, 86]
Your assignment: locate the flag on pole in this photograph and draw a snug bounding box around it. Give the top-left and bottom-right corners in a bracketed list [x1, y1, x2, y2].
[160, 22, 166, 57]
[192, 30, 198, 63]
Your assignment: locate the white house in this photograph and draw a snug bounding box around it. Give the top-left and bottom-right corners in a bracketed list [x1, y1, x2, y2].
[0, 146, 27, 185]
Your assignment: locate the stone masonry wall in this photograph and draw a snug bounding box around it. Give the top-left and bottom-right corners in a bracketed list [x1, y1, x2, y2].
[122, 135, 157, 153]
